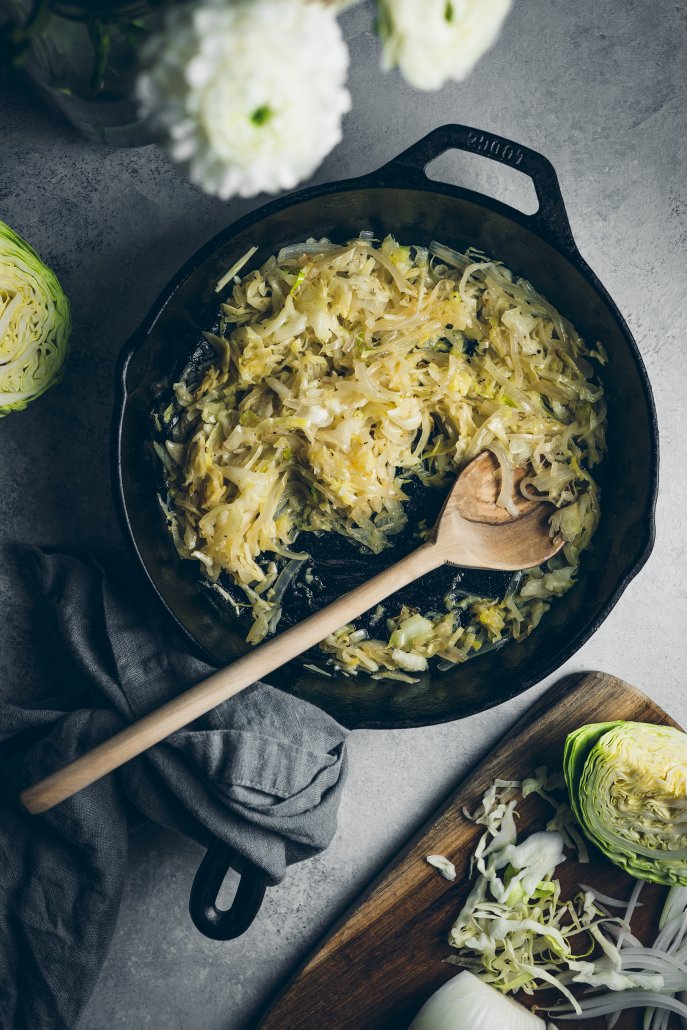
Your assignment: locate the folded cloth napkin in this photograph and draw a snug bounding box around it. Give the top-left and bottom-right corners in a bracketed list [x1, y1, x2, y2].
[0, 550, 349, 1030]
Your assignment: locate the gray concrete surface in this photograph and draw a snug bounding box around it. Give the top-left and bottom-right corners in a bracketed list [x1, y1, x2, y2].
[1, 1, 686, 1027]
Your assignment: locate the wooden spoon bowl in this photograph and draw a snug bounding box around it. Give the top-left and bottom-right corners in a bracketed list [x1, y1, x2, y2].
[454, 450, 541, 524]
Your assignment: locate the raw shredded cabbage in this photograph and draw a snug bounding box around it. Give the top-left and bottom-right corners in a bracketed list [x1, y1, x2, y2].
[446, 770, 608, 1009]
[156, 235, 606, 676]
[436, 774, 687, 1026]
[442, 772, 686, 1019]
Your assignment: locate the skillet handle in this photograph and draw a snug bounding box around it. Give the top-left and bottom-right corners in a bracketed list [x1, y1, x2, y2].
[189, 841, 268, 941]
[370, 123, 580, 260]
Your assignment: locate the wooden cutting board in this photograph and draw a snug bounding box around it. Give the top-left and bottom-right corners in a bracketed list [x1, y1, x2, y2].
[260, 672, 682, 1030]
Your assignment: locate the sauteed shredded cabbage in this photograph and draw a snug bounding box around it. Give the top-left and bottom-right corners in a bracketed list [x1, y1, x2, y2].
[154, 235, 606, 678]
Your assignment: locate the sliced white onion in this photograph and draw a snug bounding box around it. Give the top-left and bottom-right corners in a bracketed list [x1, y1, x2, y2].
[660, 887, 687, 931]
[553, 991, 687, 1021]
[616, 880, 644, 951]
[577, 884, 638, 910]
[678, 989, 687, 1029]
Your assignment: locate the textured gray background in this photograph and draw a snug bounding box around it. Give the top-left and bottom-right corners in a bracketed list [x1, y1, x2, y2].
[1, 1, 686, 1027]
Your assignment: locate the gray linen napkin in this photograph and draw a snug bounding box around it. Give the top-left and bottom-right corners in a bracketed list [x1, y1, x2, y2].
[0, 550, 348, 1030]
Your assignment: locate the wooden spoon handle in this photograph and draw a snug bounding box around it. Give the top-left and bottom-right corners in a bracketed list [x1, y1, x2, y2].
[21, 543, 440, 815]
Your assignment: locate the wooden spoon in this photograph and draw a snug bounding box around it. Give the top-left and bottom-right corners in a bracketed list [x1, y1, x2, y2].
[21, 455, 563, 814]
[455, 450, 541, 524]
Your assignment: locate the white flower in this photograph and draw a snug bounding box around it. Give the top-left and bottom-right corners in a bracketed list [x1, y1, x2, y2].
[377, 0, 513, 91]
[137, 0, 351, 200]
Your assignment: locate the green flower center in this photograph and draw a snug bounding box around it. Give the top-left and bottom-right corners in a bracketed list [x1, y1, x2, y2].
[250, 105, 272, 127]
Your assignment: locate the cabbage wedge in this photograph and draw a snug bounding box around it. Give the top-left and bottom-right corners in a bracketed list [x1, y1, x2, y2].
[564, 721, 687, 885]
[0, 221, 70, 417]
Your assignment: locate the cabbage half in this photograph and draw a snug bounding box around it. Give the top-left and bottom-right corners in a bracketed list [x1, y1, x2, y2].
[564, 721, 687, 885]
[0, 221, 71, 416]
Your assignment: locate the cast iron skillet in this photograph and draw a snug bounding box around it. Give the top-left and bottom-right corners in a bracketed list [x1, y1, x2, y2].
[113, 125, 659, 939]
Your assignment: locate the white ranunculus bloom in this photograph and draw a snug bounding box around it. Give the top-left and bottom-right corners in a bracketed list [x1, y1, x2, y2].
[137, 0, 351, 200]
[378, 0, 513, 91]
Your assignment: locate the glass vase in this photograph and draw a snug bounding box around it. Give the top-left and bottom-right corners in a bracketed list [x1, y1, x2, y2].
[1, 0, 166, 146]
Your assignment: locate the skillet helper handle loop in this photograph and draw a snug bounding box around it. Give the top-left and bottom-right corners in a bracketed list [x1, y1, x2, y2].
[371, 123, 580, 260]
[189, 841, 268, 941]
